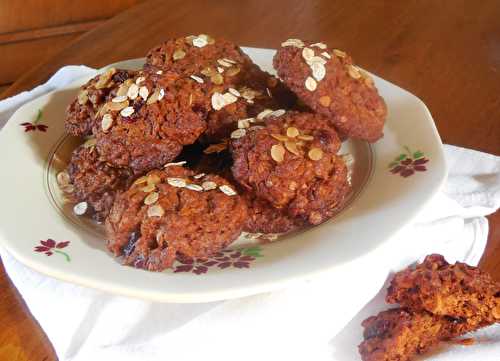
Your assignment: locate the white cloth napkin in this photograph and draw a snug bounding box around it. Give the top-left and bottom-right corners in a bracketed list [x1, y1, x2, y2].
[1, 67, 499, 361]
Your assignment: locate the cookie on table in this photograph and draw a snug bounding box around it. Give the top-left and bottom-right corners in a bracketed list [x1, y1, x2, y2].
[273, 39, 387, 142]
[65, 68, 138, 137]
[230, 111, 350, 225]
[359, 308, 480, 361]
[94, 71, 209, 174]
[57, 141, 134, 222]
[105, 165, 247, 271]
[144, 34, 296, 142]
[387, 254, 500, 325]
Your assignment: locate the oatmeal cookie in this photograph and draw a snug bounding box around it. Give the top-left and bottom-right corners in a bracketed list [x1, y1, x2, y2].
[105, 165, 247, 271]
[231, 111, 350, 225]
[273, 39, 386, 142]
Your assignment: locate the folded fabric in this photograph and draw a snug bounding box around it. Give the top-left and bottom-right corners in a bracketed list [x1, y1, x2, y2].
[1, 67, 499, 361]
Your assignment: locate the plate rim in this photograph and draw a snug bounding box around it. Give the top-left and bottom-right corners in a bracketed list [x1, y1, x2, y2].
[0, 48, 447, 303]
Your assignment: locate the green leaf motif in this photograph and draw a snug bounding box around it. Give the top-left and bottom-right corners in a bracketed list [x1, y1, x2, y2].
[34, 109, 43, 124]
[396, 153, 406, 161]
[413, 151, 424, 159]
[242, 246, 263, 257]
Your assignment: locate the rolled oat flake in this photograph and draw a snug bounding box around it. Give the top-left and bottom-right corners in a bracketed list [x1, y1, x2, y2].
[73, 202, 88, 216]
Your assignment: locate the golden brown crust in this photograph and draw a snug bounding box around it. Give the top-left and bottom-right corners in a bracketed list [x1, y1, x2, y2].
[359, 308, 479, 361]
[65, 69, 138, 137]
[387, 254, 500, 324]
[144, 35, 296, 143]
[273, 40, 386, 142]
[231, 111, 350, 225]
[360, 255, 500, 361]
[94, 72, 208, 173]
[63, 144, 134, 222]
[105, 166, 247, 271]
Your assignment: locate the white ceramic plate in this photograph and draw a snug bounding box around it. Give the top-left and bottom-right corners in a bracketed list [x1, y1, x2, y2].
[0, 47, 446, 302]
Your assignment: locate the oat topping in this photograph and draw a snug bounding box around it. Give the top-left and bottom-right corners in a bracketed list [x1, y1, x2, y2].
[226, 67, 240, 77]
[228, 88, 241, 97]
[141, 183, 156, 193]
[94, 68, 116, 89]
[348, 65, 361, 79]
[147, 173, 161, 185]
[302, 47, 315, 61]
[219, 184, 237, 196]
[192, 35, 208, 48]
[112, 95, 128, 103]
[57, 171, 70, 186]
[77, 90, 88, 105]
[164, 161, 187, 168]
[281, 38, 305, 48]
[201, 181, 217, 190]
[305, 76, 317, 91]
[306, 56, 327, 66]
[139, 86, 149, 101]
[156, 70, 163, 75]
[311, 62, 326, 81]
[308, 147, 323, 161]
[269, 124, 320, 161]
[190, 75, 204, 83]
[231, 128, 247, 139]
[217, 66, 224, 73]
[222, 92, 238, 105]
[120, 106, 135, 117]
[217, 59, 232, 67]
[147, 204, 165, 217]
[185, 184, 204, 192]
[270, 144, 286, 162]
[311, 42, 327, 49]
[173, 49, 186, 60]
[73, 201, 88, 215]
[286, 126, 299, 138]
[211, 92, 225, 110]
[135, 76, 146, 84]
[158, 88, 165, 100]
[144, 192, 159, 205]
[257, 109, 274, 119]
[238, 118, 250, 129]
[333, 49, 346, 58]
[270, 109, 286, 118]
[167, 177, 187, 188]
[134, 176, 148, 185]
[193, 173, 205, 179]
[101, 114, 113, 132]
[146, 89, 160, 104]
[321, 51, 331, 59]
[106, 100, 129, 112]
[210, 73, 224, 85]
[127, 84, 139, 100]
[116, 82, 131, 97]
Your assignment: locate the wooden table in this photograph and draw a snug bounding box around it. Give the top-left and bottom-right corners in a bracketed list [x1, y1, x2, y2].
[1, 1, 499, 359]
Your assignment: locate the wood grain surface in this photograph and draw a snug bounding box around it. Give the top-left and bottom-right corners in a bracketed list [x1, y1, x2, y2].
[0, 1, 499, 360]
[0, 0, 143, 90]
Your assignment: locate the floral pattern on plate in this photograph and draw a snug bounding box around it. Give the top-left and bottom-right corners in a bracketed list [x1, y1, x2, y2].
[173, 246, 263, 275]
[21, 109, 48, 132]
[389, 146, 429, 177]
[34, 239, 71, 262]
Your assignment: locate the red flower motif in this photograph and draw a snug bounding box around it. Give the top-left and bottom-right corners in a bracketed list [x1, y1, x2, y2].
[389, 147, 429, 178]
[172, 246, 262, 275]
[34, 239, 71, 262]
[20, 110, 48, 132]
